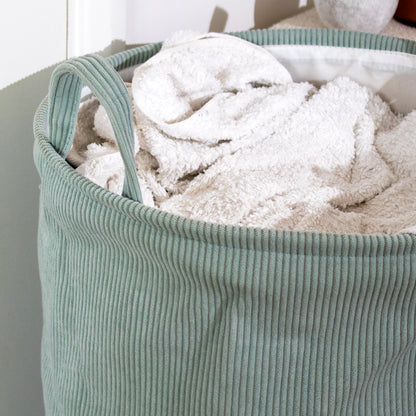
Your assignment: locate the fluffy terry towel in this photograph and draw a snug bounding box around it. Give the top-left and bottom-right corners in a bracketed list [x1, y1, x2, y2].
[69, 32, 416, 234]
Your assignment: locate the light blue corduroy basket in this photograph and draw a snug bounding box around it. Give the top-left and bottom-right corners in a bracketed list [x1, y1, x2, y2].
[33, 29, 416, 415]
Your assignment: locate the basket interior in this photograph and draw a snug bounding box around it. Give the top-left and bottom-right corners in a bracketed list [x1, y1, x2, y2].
[34, 29, 416, 242]
[112, 38, 416, 115]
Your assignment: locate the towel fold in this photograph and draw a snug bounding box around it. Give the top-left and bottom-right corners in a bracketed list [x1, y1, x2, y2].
[70, 32, 416, 234]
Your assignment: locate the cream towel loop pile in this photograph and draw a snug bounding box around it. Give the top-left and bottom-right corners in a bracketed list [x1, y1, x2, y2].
[68, 32, 416, 234]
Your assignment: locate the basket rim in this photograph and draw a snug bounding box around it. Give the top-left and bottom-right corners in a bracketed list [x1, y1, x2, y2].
[33, 28, 416, 253]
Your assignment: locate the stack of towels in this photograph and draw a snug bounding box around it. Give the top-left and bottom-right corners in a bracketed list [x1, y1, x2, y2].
[69, 32, 416, 234]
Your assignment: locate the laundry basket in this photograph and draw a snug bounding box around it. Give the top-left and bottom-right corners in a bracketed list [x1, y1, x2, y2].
[33, 29, 416, 416]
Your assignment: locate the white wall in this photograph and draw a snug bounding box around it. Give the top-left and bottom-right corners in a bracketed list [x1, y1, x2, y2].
[125, 0, 256, 44]
[0, 0, 66, 90]
[1, 0, 312, 87]
[67, 0, 128, 57]
[68, 0, 256, 55]
[68, 0, 312, 56]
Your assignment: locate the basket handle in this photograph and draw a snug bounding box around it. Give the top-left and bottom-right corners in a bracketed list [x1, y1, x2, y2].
[48, 54, 143, 203]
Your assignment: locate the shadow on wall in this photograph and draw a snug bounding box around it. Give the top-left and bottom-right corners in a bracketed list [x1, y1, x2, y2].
[0, 66, 54, 416]
[208, 1, 313, 34]
[99, 39, 128, 58]
[254, 0, 313, 28]
[209, 6, 229, 32]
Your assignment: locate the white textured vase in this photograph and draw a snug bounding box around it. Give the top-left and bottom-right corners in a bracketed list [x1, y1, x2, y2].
[314, 0, 399, 33]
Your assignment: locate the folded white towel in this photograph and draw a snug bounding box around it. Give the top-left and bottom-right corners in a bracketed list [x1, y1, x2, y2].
[133, 32, 292, 130]
[71, 32, 416, 234]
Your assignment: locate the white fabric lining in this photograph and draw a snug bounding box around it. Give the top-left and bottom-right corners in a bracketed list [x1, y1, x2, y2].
[116, 44, 416, 114]
[264, 45, 416, 113]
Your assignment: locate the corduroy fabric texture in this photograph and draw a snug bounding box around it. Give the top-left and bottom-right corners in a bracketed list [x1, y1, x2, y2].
[34, 29, 416, 416]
